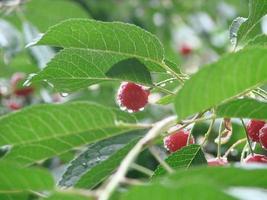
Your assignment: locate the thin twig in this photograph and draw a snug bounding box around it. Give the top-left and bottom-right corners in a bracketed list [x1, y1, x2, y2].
[97, 116, 177, 200]
[149, 146, 174, 173]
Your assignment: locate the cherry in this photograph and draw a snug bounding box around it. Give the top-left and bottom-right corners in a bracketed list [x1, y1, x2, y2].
[244, 154, 267, 164]
[117, 82, 149, 112]
[246, 120, 265, 142]
[207, 157, 228, 166]
[164, 130, 194, 153]
[179, 44, 192, 56]
[11, 73, 34, 97]
[259, 125, 267, 149]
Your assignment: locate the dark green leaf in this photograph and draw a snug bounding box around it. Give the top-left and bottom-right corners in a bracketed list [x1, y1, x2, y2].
[153, 145, 207, 177]
[59, 132, 142, 188]
[105, 58, 152, 85]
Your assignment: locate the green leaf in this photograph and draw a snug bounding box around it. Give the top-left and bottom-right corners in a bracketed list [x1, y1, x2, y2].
[105, 58, 152, 85]
[156, 94, 174, 105]
[122, 178, 236, 200]
[0, 161, 54, 193]
[1, 102, 140, 165]
[236, 0, 267, 45]
[167, 166, 267, 188]
[123, 167, 267, 200]
[59, 132, 142, 188]
[153, 145, 207, 177]
[174, 47, 267, 119]
[41, 193, 91, 200]
[246, 34, 267, 47]
[29, 19, 174, 92]
[0, 193, 28, 200]
[217, 98, 267, 120]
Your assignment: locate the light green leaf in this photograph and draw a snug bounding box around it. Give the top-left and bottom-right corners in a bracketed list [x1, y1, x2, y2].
[0, 193, 28, 200]
[0, 161, 54, 193]
[1, 102, 140, 165]
[153, 145, 207, 177]
[41, 193, 91, 200]
[246, 34, 267, 47]
[236, 0, 267, 45]
[29, 19, 177, 92]
[122, 178, 236, 200]
[59, 132, 142, 188]
[174, 47, 267, 119]
[217, 98, 267, 120]
[156, 94, 174, 105]
[123, 167, 267, 200]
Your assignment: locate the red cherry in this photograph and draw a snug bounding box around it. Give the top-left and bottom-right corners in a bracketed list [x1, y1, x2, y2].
[179, 44, 192, 56]
[207, 157, 228, 166]
[244, 154, 267, 164]
[117, 82, 149, 112]
[246, 120, 265, 142]
[259, 125, 267, 149]
[10, 73, 34, 97]
[164, 130, 194, 153]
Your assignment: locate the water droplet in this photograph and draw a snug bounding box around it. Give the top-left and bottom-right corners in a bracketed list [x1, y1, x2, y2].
[60, 92, 69, 97]
[160, 83, 166, 87]
[139, 107, 145, 111]
[166, 71, 171, 74]
[169, 81, 174, 83]
[127, 109, 134, 113]
[119, 106, 127, 111]
[82, 162, 87, 167]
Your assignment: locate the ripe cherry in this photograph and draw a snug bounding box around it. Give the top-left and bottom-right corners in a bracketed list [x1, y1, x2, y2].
[117, 82, 150, 112]
[11, 73, 34, 97]
[259, 125, 267, 149]
[246, 120, 265, 142]
[244, 154, 267, 164]
[179, 44, 192, 56]
[164, 130, 194, 153]
[207, 157, 228, 166]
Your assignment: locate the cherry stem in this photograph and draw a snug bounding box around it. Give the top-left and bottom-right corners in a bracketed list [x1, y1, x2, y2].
[201, 117, 216, 146]
[149, 146, 174, 174]
[223, 138, 246, 158]
[240, 118, 254, 156]
[217, 119, 223, 158]
[130, 163, 154, 177]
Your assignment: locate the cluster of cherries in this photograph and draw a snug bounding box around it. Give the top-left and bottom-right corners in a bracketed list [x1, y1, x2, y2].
[0, 73, 34, 111]
[116, 82, 267, 166]
[163, 120, 267, 166]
